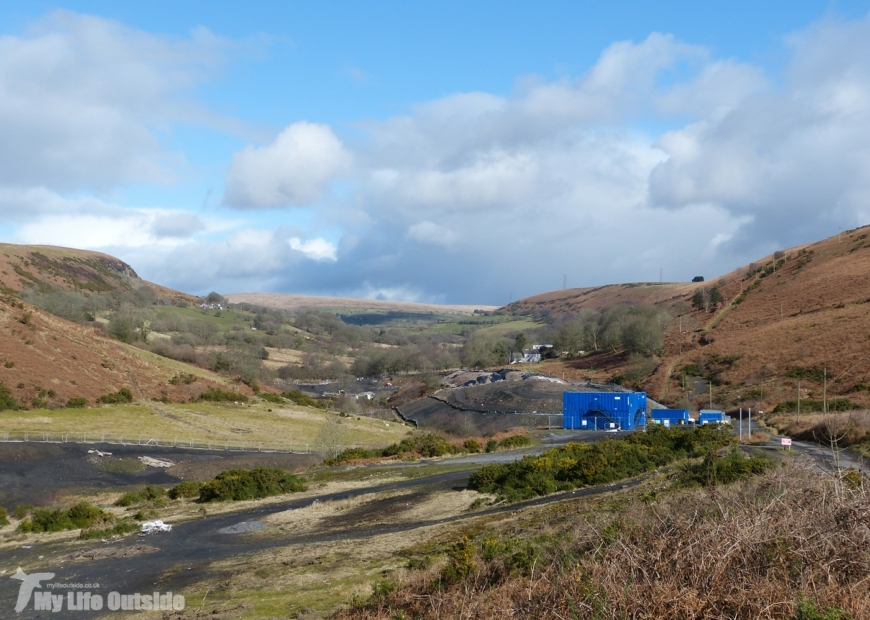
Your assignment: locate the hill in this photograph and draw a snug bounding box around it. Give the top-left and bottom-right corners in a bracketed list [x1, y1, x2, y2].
[0, 295, 244, 408]
[503, 226, 870, 415]
[226, 292, 497, 315]
[0, 243, 196, 304]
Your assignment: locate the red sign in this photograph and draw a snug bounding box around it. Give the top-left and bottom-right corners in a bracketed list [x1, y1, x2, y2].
[781, 437, 792, 446]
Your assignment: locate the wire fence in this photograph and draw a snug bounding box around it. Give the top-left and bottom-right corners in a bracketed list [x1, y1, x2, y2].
[0, 431, 382, 455]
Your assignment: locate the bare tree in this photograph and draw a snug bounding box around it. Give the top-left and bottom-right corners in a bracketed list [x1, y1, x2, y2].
[317, 416, 348, 459]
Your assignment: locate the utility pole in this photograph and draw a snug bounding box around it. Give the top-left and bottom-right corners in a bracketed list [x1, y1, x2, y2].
[709, 382, 713, 409]
[748, 407, 752, 437]
[739, 408, 743, 442]
[781, 301, 783, 320]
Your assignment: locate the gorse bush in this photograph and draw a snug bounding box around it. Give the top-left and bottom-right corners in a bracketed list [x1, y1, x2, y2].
[323, 431, 528, 465]
[198, 389, 248, 403]
[97, 387, 133, 404]
[17, 501, 108, 533]
[677, 448, 773, 487]
[0, 382, 18, 411]
[198, 467, 307, 502]
[168, 480, 203, 499]
[468, 425, 735, 502]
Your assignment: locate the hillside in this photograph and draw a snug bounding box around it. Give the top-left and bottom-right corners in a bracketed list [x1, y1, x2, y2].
[0, 295, 245, 408]
[0, 243, 196, 304]
[227, 292, 497, 314]
[504, 226, 870, 414]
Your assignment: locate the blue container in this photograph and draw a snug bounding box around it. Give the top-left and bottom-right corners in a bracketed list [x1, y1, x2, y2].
[650, 409, 690, 426]
[563, 392, 647, 430]
[699, 409, 725, 424]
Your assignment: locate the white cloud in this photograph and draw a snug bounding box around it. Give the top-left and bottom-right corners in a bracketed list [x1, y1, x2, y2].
[288, 236, 337, 261]
[224, 121, 352, 208]
[0, 10, 230, 190]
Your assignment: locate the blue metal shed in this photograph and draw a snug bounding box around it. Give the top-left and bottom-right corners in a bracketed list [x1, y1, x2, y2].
[699, 409, 725, 424]
[563, 392, 647, 430]
[650, 409, 690, 426]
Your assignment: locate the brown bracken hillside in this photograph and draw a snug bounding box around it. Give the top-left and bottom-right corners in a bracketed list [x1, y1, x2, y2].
[0, 245, 237, 407]
[0, 243, 196, 304]
[504, 226, 870, 414]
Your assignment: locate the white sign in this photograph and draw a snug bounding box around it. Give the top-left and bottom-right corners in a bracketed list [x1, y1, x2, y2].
[781, 437, 792, 446]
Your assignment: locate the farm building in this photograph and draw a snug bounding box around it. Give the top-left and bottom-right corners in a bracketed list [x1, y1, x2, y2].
[650, 408, 690, 426]
[563, 392, 647, 430]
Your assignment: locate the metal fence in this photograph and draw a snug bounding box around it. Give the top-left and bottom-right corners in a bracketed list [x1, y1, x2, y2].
[0, 431, 381, 454]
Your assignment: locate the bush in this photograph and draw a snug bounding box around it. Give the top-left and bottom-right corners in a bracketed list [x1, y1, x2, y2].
[463, 439, 482, 453]
[168, 480, 203, 499]
[66, 397, 87, 408]
[498, 434, 532, 449]
[80, 519, 139, 540]
[97, 387, 133, 404]
[198, 389, 248, 403]
[282, 389, 326, 409]
[12, 504, 32, 520]
[259, 392, 285, 404]
[18, 501, 108, 533]
[0, 381, 19, 411]
[0, 507, 8, 526]
[485, 440, 499, 453]
[169, 373, 197, 385]
[677, 448, 773, 487]
[469, 426, 734, 503]
[198, 467, 307, 502]
[114, 491, 142, 507]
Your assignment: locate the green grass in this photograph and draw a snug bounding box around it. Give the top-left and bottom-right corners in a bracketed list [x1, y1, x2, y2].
[0, 401, 411, 447]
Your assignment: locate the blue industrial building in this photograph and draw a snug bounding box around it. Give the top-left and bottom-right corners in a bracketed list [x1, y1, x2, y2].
[699, 409, 726, 424]
[650, 408, 690, 426]
[563, 392, 647, 430]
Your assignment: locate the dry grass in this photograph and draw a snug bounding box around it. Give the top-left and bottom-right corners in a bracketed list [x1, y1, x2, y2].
[0, 401, 411, 447]
[768, 411, 870, 452]
[341, 462, 870, 619]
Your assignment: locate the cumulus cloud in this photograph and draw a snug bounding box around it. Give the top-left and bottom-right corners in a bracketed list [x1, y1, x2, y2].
[224, 121, 352, 208]
[150, 213, 206, 238]
[0, 10, 230, 191]
[647, 16, 870, 250]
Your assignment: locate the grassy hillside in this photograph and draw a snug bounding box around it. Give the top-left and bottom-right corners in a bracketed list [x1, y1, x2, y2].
[501, 225, 870, 418]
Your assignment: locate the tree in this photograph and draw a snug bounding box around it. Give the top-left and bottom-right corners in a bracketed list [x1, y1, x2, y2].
[514, 333, 528, 353]
[317, 416, 348, 459]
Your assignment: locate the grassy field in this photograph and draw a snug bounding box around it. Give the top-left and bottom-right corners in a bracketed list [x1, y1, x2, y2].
[0, 401, 411, 449]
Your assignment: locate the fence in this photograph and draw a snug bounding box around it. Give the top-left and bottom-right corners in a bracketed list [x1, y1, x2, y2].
[0, 431, 382, 455]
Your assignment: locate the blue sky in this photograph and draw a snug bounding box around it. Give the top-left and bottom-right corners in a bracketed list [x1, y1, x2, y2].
[1, 1, 870, 304]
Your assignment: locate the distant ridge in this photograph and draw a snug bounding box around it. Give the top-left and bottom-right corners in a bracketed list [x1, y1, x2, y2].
[226, 292, 497, 315]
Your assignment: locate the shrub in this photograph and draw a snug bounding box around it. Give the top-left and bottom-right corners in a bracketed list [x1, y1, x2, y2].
[463, 439, 482, 453]
[12, 504, 32, 520]
[18, 501, 108, 533]
[66, 397, 87, 408]
[114, 491, 142, 507]
[677, 448, 773, 487]
[168, 373, 197, 385]
[198, 389, 248, 403]
[198, 467, 307, 502]
[259, 392, 284, 404]
[0, 381, 19, 411]
[282, 389, 326, 409]
[485, 440, 499, 453]
[498, 434, 532, 449]
[97, 387, 133, 404]
[468, 426, 734, 503]
[80, 519, 139, 540]
[168, 480, 203, 499]
[0, 507, 8, 526]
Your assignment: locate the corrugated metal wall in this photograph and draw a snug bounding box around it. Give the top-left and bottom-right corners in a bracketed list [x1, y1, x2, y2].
[650, 408, 690, 424]
[699, 409, 725, 424]
[563, 392, 647, 430]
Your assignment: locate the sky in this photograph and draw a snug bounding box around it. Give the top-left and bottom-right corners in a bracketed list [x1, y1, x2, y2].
[2, 1, 870, 305]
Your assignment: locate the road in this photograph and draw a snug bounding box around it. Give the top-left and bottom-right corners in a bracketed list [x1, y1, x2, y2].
[0, 426, 864, 618]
